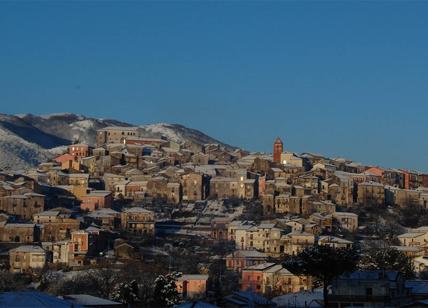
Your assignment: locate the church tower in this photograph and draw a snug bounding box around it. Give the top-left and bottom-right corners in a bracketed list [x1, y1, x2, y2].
[273, 137, 283, 163]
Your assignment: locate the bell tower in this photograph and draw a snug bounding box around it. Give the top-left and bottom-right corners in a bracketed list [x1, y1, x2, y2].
[273, 137, 283, 163]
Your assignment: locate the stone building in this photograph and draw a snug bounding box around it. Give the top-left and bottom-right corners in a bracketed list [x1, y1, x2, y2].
[80, 190, 113, 212]
[166, 182, 181, 204]
[121, 207, 155, 235]
[210, 217, 230, 240]
[333, 212, 358, 232]
[241, 263, 311, 295]
[385, 187, 421, 208]
[176, 274, 209, 299]
[181, 173, 204, 202]
[329, 271, 409, 307]
[0, 193, 44, 220]
[34, 211, 80, 242]
[9, 245, 46, 273]
[209, 177, 239, 199]
[283, 231, 315, 256]
[357, 181, 385, 206]
[96, 126, 139, 146]
[226, 250, 268, 273]
[68, 144, 90, 158]
[0, 222, 37, 243]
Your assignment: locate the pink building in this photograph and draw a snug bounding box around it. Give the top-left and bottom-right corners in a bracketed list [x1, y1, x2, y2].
[80, 191, 113, 212]
[176, 274, 209, 299]
[242, 263, 275, 293]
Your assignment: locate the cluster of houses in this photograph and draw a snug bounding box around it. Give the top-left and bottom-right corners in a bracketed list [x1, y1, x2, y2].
[3, 127, 428, 305]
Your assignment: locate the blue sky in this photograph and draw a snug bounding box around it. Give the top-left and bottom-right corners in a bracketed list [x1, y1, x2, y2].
[1, 1, 427, 171]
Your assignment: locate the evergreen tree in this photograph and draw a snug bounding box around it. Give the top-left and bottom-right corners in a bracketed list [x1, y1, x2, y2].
[152, 272, 180, 307]
[359, 247, 415, 278]
[111, 279, 139, 304]
[283, 245, 359, 307]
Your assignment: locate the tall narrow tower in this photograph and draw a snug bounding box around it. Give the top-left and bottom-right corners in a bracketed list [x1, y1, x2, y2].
[273, 137, 283, 163]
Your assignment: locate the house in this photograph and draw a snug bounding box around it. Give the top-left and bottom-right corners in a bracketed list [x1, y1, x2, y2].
[332, 212, 358, 232]
[241, 262, 312, 295]
[211, 217, 230, 240]
[226, 250, 269, 272]
[125, 180, 147, 199]
[241, 263, 275, 293]
[357, 182, 385, 206]
[84, 208, 120, 229]
[280, 152, 303, 168]
[167, 182, 181, 204]
[68, 144, 90, 158]
[412, 256, 428, 273]
[176, 274, 209, 299]
[55, 154, 80, 171]
[34, 211, 81, 242]
[9, 245, 46, 273]
[230, 222, 282, 253]
[283, 231, 315, 256]
[96, 126, 139, 146]
[385, 186, 421, 208]
[182, 173, 205, 201]
[329, 271, 411, 307]
[59, 173, 89, 199]
[209, 177, 240, 199]
[120, 207, 155, 235]
[43, 241, 72, 265]
[398, 229, 428, 248]
[113, 239, 135, 260]
[309, 212, 333, 232]
[0, 193, 44, 220]
[69, 230, 89, 266]
[318, 236, 353, 249]
[80, 190, 113, 212]
[0, 222, 36, 243]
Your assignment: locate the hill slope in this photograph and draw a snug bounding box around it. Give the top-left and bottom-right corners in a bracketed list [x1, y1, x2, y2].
[0, 113, 235, 170]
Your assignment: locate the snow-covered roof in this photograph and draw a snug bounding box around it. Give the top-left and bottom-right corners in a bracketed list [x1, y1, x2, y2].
[272, 290, 323, 308]
[63, 294, 121, 306]
[177, 274, 209, 281]
[0, 291, 77, 307]
[10, 245, 45, 253]
[123, 207, 153, 214]
[35, 210, 60, 217]
[227, 250, 268, 259]
[243, 262, 276, 271]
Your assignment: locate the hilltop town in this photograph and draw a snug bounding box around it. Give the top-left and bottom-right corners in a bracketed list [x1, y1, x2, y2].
[1, 122, 428, 307]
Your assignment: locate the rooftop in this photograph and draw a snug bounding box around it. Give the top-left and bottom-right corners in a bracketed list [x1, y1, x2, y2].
[0, 291, 77, 307]
[63, 294, 121, 306]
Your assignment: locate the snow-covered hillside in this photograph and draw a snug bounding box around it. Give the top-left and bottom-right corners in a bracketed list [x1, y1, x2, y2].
[0, 125, 57, 170]
[0, 113, 235, 170]
[17, 113, 131, 145]
[139, 123, 235, 149]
